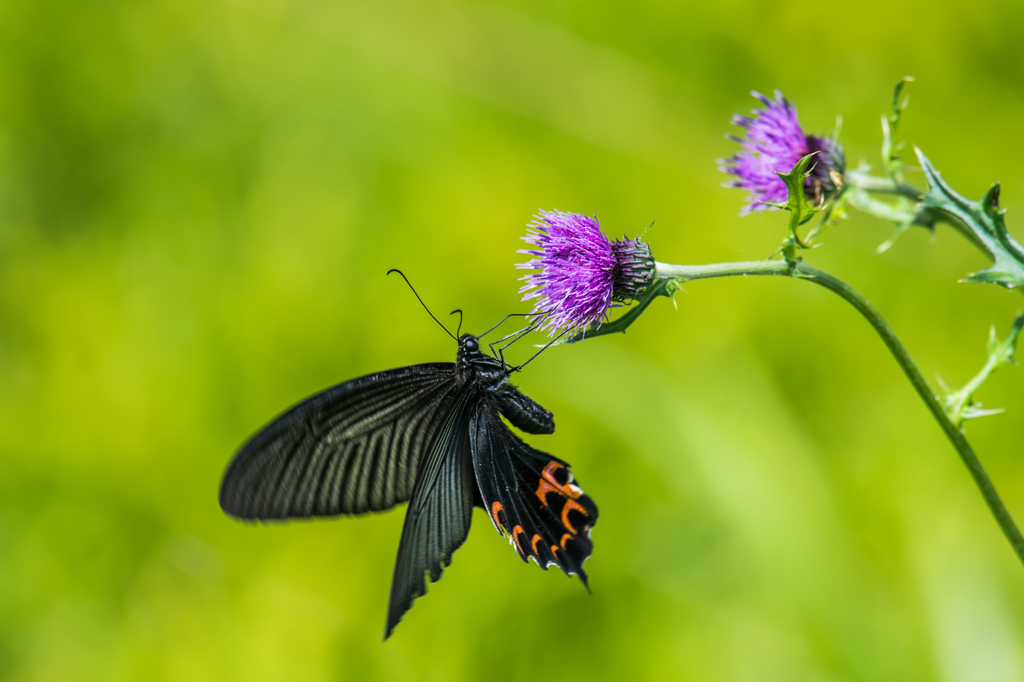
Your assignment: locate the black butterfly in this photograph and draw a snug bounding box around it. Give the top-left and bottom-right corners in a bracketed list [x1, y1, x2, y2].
[218, 277, 598, 639]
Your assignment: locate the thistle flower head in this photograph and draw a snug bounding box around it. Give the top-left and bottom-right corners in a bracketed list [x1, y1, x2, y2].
[719, 90, 845, 215]
[517, 210, 653, 336]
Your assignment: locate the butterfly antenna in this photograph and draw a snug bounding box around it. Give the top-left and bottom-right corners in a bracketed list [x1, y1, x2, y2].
[450, 309, 463, 337]
[387, 269, 456, 341]
[478, 312, 533, 340]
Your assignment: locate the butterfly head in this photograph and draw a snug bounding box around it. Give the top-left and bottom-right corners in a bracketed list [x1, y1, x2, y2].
[455, 333, 508, 387]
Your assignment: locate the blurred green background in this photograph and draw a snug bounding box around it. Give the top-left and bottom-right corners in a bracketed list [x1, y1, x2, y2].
[2, 0, 1024, 679]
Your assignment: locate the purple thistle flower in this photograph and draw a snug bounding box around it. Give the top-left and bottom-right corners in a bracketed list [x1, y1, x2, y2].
[517, 210, 654, 336]
[719, 90, 845, 215]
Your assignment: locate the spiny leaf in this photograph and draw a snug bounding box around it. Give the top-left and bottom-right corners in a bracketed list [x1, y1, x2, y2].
[960, 405, 1006, 421]
[882, 76, 913, 181]
[778, 153, 821, 231]
[771, 153, 822, 254]
[944, 314, 1024, 428]
[917, 149, 1024, 290]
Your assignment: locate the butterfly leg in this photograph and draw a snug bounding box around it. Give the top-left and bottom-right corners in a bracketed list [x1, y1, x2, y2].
[511, 328, 568, 372]
[488, 323, 535, 368]
[490, 311, 557, 368]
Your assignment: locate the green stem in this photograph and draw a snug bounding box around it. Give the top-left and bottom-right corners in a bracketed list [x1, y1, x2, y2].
[654, 260, 1024, 565]
[845, 168, 924, 201]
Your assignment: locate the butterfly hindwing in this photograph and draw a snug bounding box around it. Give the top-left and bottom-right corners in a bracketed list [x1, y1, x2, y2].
[385, 394, 477, 638]
[469, 401, 598, 584]
[219, 363, 460, 520]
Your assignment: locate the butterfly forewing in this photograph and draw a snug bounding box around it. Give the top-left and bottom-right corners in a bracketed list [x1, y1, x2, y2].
[219, 363, 459, 520]
[386, 393, 477, 638]
[469, 403, 598, 583]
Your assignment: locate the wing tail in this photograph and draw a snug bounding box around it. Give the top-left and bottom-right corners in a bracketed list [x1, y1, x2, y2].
[385, 395, 476, 639]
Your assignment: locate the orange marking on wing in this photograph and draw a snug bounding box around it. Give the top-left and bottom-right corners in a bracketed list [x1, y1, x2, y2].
[511, 525, 526, 555]
[546, 462, 582, 498]
[534, 461, 584, 507]
[531, 534, 543, 556]
[490, 501, 504, 531]
[560, 533, 572, 549]
[535, 481, 557, 507]
[560, 498, 588, 534]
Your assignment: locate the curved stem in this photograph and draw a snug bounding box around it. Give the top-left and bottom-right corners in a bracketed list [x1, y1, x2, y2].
[655, 260, 1024, 565]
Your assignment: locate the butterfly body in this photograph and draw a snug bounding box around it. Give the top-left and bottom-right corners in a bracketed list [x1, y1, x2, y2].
[220, 332, 597, 638]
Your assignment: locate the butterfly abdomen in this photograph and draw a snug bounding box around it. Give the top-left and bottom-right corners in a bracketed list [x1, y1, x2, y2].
[493, 385, 554, 434]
